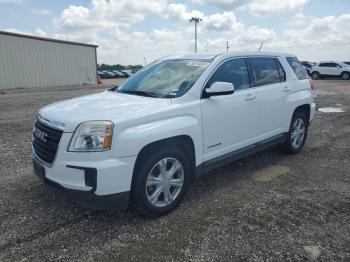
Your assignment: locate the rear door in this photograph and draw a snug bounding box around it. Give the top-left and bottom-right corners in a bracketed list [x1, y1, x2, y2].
[327, 63, 340, 75]
[248, 57, 288, 139]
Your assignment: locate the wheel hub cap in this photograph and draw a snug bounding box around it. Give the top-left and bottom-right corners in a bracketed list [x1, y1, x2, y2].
[146, 158, 184, 208]
[291, 118, 305, 148]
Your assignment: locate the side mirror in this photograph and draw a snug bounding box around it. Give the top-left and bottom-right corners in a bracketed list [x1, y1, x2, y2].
[336, 65, 341, 69]
[204, 82, 235, 98]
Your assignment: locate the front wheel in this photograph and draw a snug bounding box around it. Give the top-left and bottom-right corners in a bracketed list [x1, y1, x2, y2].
[282, 111, 308, 154]
[131, 147, 191, 217]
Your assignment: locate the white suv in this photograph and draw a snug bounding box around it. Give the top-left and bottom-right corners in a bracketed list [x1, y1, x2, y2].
[32, 52, 316, 216]
[310, 61, 350, 80]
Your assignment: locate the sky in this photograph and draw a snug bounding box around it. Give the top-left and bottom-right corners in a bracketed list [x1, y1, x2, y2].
[0, 0, 349, 65]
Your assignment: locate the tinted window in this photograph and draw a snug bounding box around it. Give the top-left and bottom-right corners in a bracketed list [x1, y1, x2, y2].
[275, 59, 286, 82]
[319, 63, 338, 67]
[207, 59, 250, 91]
[286, 57, 309, 80]
[249, 57, 281, 86]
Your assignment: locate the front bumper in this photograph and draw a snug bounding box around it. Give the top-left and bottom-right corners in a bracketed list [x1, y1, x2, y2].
[32, 132, 137, 210]
[33, 156, 133, 211]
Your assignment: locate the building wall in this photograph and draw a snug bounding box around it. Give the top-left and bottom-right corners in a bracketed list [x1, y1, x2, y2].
[0, 33, 97, 89]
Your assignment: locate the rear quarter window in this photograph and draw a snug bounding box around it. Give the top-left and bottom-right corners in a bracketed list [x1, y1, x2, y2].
[286, 57, 309, 80]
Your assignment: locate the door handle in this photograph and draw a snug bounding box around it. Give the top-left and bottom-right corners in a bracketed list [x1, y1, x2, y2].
[245, 94, 256, 101]
[283, 86, 291, 93]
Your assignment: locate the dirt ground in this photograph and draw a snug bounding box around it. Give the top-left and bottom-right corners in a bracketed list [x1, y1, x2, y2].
[0, 79, 349, 261]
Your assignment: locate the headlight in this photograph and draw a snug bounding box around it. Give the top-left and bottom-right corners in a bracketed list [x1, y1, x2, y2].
[68, 121, 113, 152]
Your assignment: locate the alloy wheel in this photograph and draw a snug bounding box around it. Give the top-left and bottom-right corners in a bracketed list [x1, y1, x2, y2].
[145, 158, 184, 208]
[291, 118, 306, 149]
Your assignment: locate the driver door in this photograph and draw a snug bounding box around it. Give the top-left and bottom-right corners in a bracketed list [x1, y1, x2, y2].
[201, 58, 258, 162]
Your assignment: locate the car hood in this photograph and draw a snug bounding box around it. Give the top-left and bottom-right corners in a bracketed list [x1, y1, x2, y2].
[38, 91, 172, 132]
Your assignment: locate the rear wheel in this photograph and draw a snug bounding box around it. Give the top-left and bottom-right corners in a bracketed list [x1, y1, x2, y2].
[282, 111, 308, 154]
[341, 72, 350, 80]
[131, 147, 191, 217]
[311, 72, 320, 80]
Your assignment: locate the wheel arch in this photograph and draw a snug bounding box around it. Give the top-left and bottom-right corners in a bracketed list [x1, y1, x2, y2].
[132, 135, 197, 184]
[293, 104, 311, 123]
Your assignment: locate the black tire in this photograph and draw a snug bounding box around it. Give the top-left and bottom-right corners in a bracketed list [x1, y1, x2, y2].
[282, 111, 308, 154]
[131, 146, 191, 217]
[311, 72, 320, 80]
[341, 72, 350, 80]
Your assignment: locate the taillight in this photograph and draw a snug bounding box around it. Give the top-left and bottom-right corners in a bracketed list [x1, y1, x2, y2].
[309, 79, 314, 90]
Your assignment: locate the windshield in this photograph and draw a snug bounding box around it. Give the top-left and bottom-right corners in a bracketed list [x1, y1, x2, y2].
[116, 59, 211, 98]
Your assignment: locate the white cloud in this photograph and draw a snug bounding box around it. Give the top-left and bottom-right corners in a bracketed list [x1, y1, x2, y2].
[192, 0, 309, 16]
[248, 0, 308, 16]
[54, 0, 167, 31]
[288, 12, 307, 26]
[240, 26, 275, 42]
[3, 27, 32, 35]
[167, 4, 243, 32]
[204, 11, 243, 31]
[31, 9, 52, 16]
[2, 27, 48, 37]
[191, 0, 247, 9]
[167, 3, 204, 21]
[34, 28, 49, 37]
[4, 1, 349, 64]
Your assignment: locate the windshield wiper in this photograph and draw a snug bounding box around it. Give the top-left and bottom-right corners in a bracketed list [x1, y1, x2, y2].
[107, 85, 118, 92]
[117, 89, 159, 98]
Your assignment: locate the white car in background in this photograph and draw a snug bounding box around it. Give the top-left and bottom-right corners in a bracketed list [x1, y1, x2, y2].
[32, 51, 316, 217]
[310, 61, 350, 80]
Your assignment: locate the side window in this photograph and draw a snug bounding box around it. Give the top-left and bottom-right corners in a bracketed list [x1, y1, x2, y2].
[286, 57, 309, 80]
[207, 58, 250, 91]
[319, 63, 328, 67]
[275, 59, 286, 82]
[249, 57, 281, 86]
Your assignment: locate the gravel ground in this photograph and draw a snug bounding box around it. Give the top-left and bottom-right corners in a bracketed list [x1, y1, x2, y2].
[0, 79, 349, 261]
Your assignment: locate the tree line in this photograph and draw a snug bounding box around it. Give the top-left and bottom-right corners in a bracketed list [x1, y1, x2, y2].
[97, 64, 143, 71]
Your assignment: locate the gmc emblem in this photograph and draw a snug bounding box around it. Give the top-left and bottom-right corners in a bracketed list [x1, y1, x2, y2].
[34, 128, 48, 142]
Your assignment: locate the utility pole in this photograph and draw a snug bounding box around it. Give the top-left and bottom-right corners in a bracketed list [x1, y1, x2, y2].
[144, 56, 147, 66]
[226, 41, 230, 52]
[189, 17, 202, 53]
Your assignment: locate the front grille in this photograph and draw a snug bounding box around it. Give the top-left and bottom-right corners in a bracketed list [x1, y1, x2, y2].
[32, 120, 63, 164]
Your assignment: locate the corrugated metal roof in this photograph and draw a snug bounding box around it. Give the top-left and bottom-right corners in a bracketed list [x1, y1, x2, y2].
[0, 30, 98, 48]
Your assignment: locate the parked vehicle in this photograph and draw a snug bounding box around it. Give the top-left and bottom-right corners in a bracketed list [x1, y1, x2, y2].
[310, 61, 350, 80]
[112, 70, 124, 78]
[102, 70, 116, 78]
[97, 71, 109, 79]
[300, 61, 314, 75]
[120, 71, 131, 78]
[32, 52, 316, 216]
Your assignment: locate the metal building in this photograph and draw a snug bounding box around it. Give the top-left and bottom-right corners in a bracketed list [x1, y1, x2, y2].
[0, 31, 98, 89]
